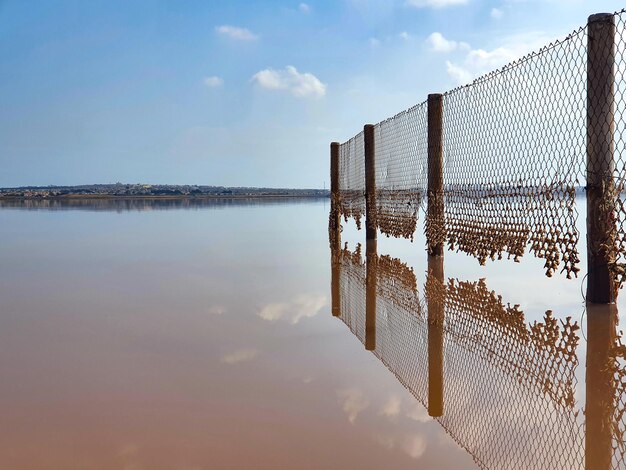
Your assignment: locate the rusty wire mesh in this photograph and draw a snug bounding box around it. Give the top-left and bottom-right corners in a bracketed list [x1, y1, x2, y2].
[331, 238, 586, 469]
[439, 25, 587, 279]
[338, 132, 366, 228]
[373, 102, 429, 240]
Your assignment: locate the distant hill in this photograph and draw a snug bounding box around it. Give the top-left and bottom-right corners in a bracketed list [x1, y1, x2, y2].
[0, 184, 330, 199]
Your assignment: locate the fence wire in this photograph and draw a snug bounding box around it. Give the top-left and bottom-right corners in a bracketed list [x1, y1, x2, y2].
[373, 102, 429, 240]
[332, 240, 586, 469]
[335, 10, 626, 284]
[338, 132, 366, 229]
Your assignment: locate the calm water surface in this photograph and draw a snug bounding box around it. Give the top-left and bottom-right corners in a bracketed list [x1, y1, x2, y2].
[0, 198, 623, 469]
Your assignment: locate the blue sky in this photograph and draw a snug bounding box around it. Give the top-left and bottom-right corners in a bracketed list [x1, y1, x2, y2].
[0, 0, 623, 188]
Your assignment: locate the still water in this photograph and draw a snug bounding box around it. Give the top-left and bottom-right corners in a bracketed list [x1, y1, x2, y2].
[0, 198, 624, 469]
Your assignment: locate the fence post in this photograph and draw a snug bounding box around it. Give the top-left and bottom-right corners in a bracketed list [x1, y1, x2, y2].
[364, 124, 377, 241]
[585, 303, 617, 469]
[330, 142, 341, 317]
[427, 94, 444, 256]
[365, 238, 377, 351]
[587, 13, 617, 304]
[427, 254, 444, 417]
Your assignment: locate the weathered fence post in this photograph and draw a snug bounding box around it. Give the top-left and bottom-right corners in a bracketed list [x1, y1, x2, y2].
[330, 142, 341, 317]
[585, 303, 617, 469]
[427, 94, 444, 256]
[364, 124, 377, 241]
[427, 254, 444, 417]
[587, 13, 617, 304]
[365, 238, 377, 351]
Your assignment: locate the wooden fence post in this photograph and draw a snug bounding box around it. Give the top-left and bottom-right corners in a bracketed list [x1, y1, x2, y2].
[585, 303, 617, 469]
[365, 238, 377, 351]
[427, 94, 444, 256]
[587, 13, 617, 304]
[330, 142, 341, 317]
[364, 124, 377, 241]
[427, 254, 444, 417]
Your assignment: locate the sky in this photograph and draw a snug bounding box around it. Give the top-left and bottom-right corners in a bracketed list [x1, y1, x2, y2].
[0, 0, 624, 188]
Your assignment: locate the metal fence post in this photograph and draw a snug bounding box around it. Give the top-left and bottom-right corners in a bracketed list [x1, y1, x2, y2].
[364, 124, 377, 241]
[330, 142, 341, 316]
[587, 13, 617, 304]
[427, 94, 444, 256]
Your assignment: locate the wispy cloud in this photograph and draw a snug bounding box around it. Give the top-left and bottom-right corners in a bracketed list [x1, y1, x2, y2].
[215, 25, 258, 41]
[207, 305, 226, 314]
[251, 66, 327, 99]
[299, 2, 311, 13]
[406, 0, 469, 8]
[221, 348, 259, 364]
[426, 32, 469, 53]
[403, 434, 427, 459]
[204, 76, 224, 88]
[491, 7, 504, 19]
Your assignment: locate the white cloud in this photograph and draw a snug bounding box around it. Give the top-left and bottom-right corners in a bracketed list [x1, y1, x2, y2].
[215, 25, 258, 41]
[337, 388, 370, 423]
[403, 434, 427, 459]
[399, 31, 411, 41]
[426, 32, 469, 53]
[491, 7, 504, 19]
[257, 294, 327, 324]
[406, 0, 468, 8]
[221, 348, 259, 364]
[204, 76, 224, 88]
[380, 395, 402, 418]
[299, 2, 311, 13]
[444, 32, 556, 85]
[251, 66, 327, 99]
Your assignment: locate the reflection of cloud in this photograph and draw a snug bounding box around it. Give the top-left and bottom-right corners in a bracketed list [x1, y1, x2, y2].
[375, 434, 396, 450]
[221, 348, 259, 364]
[381, 395, 402, 418]
[403, 434, 427, 459]
[208, 306, 226, 315]
[406, 402, 430, 423]
[337, 388, 369, 423]
[257, 294, 327, 324]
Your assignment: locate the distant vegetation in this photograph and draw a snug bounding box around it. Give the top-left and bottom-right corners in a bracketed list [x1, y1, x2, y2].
[0, 183, 329, 199]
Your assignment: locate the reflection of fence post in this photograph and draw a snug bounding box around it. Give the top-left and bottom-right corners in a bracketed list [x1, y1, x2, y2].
[365, 239, 377, 351]
[587, 13, 616, 304]
[330, 143, 341, 317]
[427, 254, 444, 417]
[364, 124, 377, 241]
[585, 303, 617, 470]
[427, 94, 444, 256]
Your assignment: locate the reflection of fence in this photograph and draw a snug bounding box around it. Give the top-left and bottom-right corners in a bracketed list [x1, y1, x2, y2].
[332, 242, 588, 469]
[331, 11, 626, 302]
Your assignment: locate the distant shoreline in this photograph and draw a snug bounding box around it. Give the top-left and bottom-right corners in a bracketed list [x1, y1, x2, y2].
[0, 193, 328, 200]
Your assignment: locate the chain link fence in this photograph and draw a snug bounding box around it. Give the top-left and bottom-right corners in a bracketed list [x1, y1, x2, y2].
[334, 10, 626, 288]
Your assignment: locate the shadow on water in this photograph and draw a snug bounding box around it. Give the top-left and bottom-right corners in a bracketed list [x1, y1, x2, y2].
[0, 197, 327, 212]
[329, 226, 626, 470]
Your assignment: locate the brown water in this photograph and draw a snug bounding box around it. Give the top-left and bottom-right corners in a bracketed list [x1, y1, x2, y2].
[0, 198, 624, 469]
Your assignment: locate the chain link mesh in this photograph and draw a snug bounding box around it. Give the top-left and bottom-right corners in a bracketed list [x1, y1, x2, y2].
[338, 132, 366, 228]
[373, 102, 429, 240]
[334, 12, 626, 283]
[331, 240, 585, 469]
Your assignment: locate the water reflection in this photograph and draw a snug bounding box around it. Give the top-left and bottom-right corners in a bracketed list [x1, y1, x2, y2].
[330, 233, 626, 469]
[0, 196, 326, 212]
